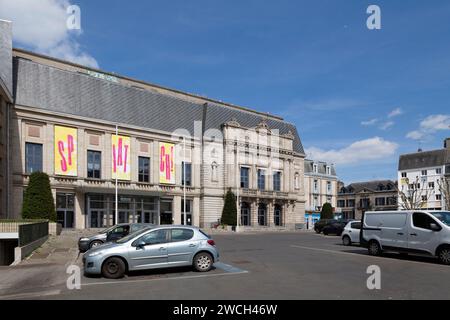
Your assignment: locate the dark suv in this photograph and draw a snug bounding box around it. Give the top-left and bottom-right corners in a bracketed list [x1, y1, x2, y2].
[322, 220, 353, 236]
[314, 219, 337, 233]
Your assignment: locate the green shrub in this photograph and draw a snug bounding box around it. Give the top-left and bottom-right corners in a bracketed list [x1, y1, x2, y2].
[221, 189, 237, 226]
[22, 172, 56, 221]
[320, 202, 334, 219]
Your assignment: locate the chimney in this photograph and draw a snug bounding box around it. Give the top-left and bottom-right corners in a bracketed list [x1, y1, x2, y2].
[0, 19, 13, 102]
[445, 138, 450, 150]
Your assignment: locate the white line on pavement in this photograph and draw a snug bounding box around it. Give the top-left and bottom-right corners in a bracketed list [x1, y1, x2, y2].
[0, 289, 61, 300]
[289, 244, 449, 269]
[82, 270, 249, 287]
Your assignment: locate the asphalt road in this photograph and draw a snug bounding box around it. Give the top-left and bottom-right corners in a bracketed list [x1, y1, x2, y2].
[45, 231, 450, 300]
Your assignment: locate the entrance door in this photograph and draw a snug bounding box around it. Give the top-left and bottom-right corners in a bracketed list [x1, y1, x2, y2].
[274, 204, 282, 226]
[160, 200, 173, 225]
[90, 210, 105, 228]
[241, 202, 250, 226]
[56, 193, 75, 228]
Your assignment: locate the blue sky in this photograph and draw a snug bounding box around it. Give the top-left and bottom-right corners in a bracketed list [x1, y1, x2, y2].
[2, 0, 450, 183]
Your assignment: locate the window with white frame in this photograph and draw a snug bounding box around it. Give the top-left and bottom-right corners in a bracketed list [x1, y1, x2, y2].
[313, 163, 318, 173]
[436, 194, 442, 201]
[421, 170, 427, 176]
[401, 172, 407, 178]
[436, 168, 442, 174]
[326, 166, 331, 175]
[327, 181, 332, 193]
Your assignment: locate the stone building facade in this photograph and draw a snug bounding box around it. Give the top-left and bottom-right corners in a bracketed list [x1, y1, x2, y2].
[0, 27, 306, 230]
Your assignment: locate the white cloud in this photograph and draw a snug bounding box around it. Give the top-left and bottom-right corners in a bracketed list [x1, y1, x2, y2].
[406, 114, 450, 141]
[361, 118, 378, 126]
[388, 108, 403, 118]
[305, 137, 399, 165]
[379, 121, 394, 130]
[0, 0, 98, 68]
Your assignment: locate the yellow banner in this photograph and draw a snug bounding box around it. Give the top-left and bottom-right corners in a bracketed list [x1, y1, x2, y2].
[112, 135, 131, 180]
[159, 142, 175, 184]
[54, 126, 77, 176]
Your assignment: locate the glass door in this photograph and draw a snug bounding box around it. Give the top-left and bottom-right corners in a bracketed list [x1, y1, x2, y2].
[56, 193, 75, 228]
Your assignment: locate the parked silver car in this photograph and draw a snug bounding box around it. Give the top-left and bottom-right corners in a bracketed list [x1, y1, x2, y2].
[78, 223, 153, 252]
[83, 225, 219, 278]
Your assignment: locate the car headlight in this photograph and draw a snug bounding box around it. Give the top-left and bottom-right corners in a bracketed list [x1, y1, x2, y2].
[87, 250, 104, 257]
[80, 238, 90, 242]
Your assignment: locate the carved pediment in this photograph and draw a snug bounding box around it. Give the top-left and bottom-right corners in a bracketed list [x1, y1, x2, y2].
[223, 117, 241, 128]
[255, 118, 271, 133]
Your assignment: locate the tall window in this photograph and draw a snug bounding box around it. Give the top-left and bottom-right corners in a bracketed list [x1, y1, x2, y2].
[436, 168, 442, 174]
[421, 170, 427, 176]
[313, 179, 318, 193]
[401, 172, 407, 178]
[273, 171, 281, 191]
[327, 181, 332, 193]
[326, 166, 331, 175]
[182, 162, 192, 186]
[87, 150, 101, 179]
[240, 167, 249, 188]
[257, 169, 265, 190]
[138, 157, 150, 182]
[181, 199, 192, 225]
[25, 143, 43, 173]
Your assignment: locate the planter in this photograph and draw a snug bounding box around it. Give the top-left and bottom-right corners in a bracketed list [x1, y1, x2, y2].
[48, 222, 62, 236]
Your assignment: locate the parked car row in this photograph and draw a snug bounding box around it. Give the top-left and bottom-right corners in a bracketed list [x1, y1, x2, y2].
[79, 225, 219, 279]
[315, 210, 450, 265]
[314, 219, 353, 236]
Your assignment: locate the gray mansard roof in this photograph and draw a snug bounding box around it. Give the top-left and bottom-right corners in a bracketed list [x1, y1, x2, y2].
[398, 149, 449, 171]
[339, 180, 396, 194]
[304, 159, 337, 176]
[0, 20, 12, 100]
[13, 56, 304, 155]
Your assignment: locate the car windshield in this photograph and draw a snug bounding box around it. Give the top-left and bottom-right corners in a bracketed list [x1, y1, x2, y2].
[99, 225, 117, 234]
[430, 211, 450, 226]
[116, 227, 152, 244]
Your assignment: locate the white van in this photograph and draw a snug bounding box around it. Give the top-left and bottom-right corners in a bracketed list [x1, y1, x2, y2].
[362, 210, 450, 264]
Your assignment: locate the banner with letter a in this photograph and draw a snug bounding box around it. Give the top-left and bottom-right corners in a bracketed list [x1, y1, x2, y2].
[112, 135, 131, 180]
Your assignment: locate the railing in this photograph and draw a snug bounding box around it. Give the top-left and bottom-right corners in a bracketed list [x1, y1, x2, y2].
[0, 220, 43, 233]
[18, 221, 49, 246]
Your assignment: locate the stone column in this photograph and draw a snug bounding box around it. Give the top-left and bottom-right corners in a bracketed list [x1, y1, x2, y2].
[173, 195, 181, 225]
[251, 199, 258, 226]
[267, 201, 274, 227]
[193, 196, 200, 227]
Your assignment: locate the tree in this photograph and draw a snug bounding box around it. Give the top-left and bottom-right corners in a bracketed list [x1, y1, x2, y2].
[22, 172, 56, 221]
[221, 189, 237, 226]
[397, 176, 434, 210]
[437, 177, 450, 210]
[320, 202, 334, 219]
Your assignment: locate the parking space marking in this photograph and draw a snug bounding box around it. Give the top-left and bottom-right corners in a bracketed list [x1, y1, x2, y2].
[0, 289, 61, 300]
[81, 270, 248, 287]
[214, 262, 247, 273]
[290, 244, 449, 269]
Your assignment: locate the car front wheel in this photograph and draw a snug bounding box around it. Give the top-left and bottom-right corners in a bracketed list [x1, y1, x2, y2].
[89, 240, 103, 249]
[342, 235, 351, 246]
[438, 247, 450, 265]
[102, 257, 126, 279]
[368, 241, 382, 256]
[193, 252, 213, 272]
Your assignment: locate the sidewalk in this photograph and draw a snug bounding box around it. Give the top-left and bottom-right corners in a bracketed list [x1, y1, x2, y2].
[0, 229, 92, 299]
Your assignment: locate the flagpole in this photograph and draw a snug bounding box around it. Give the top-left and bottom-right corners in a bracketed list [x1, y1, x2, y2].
[115, 124, 118, 226]
[183, 137, 187, 225]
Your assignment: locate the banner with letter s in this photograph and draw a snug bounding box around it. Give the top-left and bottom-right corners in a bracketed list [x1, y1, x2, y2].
[55, 126, 77, 176]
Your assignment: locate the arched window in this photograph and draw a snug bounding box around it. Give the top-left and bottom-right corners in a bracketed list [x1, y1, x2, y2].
[294, 173, 300, 189]
[211, 162, 218, 182]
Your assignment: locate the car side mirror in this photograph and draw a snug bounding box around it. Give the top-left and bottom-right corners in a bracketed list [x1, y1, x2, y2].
[135, 240, 146, 248]
[430, 223, 441, 232]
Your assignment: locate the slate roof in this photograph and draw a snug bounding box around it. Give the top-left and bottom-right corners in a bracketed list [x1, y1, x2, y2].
[304, 159, 337, 176]
[0, 20, 12, 100]
[398, 149, 449, 171]
[13, 56, 304, 154]
[339, 180, 396, 194]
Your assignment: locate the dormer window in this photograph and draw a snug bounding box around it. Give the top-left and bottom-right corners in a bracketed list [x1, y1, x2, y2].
[313, 163, 318, 173]
[326, 166, 331, 175]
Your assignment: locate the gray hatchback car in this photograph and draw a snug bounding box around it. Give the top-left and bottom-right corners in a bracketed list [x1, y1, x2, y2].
[83, 225, 219, 278]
